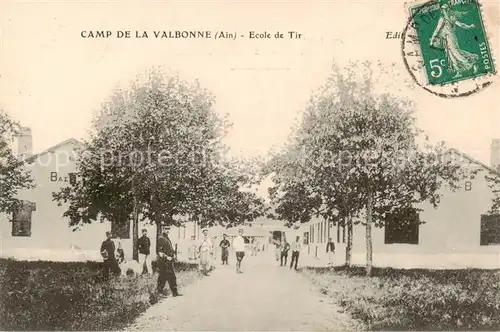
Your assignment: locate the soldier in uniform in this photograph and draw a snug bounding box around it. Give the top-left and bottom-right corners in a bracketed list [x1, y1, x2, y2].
[100, 231, 121, 279]
[156, 224, 182, 297]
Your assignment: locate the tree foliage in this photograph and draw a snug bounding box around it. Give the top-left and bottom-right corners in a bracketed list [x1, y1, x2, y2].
[0, 110, 34, 214]
[267, 61, 467, 273]
[53, 69, 265, 234]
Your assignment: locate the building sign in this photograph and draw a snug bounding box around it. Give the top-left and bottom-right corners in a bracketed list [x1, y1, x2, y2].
[50, 172, 77, 185]
[12, 200, 36, 237]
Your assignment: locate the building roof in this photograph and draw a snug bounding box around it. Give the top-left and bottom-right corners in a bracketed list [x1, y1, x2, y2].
[447, 148, 500, 176]
[209, 225, 271, 237]
[24, 138, 85, 164]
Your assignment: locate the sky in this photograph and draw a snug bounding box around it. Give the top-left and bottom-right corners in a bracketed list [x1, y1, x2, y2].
[1, 0, 499, 167]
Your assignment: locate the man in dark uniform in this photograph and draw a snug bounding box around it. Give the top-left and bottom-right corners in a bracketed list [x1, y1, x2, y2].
[157, 225, 181, 297]
[219, 234, 231, 265]
[100, 231, 121, 279]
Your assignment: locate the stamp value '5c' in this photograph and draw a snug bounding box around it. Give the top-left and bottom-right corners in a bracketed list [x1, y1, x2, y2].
[409, 0, 495, 86]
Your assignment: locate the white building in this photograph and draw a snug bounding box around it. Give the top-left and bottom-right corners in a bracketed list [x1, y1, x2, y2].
[297, 143, 500, 269]
[0, 128, 202, 262]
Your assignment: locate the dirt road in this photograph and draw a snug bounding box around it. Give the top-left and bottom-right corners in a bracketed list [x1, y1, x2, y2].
[128, 251, 361, 331]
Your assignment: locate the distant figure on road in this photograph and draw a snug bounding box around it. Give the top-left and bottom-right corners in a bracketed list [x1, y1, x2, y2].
[199, 229, 214, 275]
[326, 238, 336, 266]
[233, 228, 246, 273]
[157, 225, 181, 297]
[251, 238, 258, 256]
[116, 241, 125, 264]
[274, 240, 280, 261]
[219, 234, 231, 265]
[280, 239, 290, 266]
[100, 231, 120, 280]
[290, 236, 302, 270]
[188, 235, 198, 261]
[138, 228, 152, 274]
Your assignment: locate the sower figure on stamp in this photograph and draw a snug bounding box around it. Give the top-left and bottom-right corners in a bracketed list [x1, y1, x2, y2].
[156, 225, 182, 297]
[100, 231, 121, 280]
[429, 3, 478, 79]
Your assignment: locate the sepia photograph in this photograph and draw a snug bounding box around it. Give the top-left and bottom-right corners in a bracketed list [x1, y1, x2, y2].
[0, 0, 499, 330]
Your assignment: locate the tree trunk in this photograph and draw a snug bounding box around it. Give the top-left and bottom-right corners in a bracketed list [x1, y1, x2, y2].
[156, 219, 162, 254]
[132, 194, 139, 261]
[345, 215, 353, 267]
[365, 193, 373, 276]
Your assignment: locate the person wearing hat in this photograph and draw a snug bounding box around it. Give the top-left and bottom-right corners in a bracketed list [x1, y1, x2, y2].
[219, 234, 231, 265]
[198, 228, 213, 275]
[100, 231, 121, 280]
[156, 224, 181, 297]
[137, 228, 152, 274]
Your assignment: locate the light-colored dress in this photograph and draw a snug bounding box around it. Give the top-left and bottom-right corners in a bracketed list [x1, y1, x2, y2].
[433, 14, 478, 75]
[199, 238, 213, 273]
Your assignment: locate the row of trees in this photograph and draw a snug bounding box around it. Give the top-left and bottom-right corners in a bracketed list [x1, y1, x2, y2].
[52, 69, 266, 260]
[2, 64, 500, 271]
[266, 62, 475, 275]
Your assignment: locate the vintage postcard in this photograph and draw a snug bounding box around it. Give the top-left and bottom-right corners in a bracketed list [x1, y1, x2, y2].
[0, 0, 499, 330]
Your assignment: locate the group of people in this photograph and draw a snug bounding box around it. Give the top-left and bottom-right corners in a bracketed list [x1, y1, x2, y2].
[100, 226, 338, 298]
[275, 236, 302, 270]
[196, 228, 248, 275]
[100, 225, 181, 298]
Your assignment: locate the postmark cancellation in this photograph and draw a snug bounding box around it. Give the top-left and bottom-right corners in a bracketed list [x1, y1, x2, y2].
[402, 0, 497, 97]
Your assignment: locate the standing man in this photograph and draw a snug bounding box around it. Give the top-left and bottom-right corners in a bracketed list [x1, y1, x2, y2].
[274, 240, 280, 261]
[100, 231, 120, 280]
[290, 236, 302, 270]
[157, 225, 181, 297]
[232, 228, 246, 274]
[219, 234, 231, 265]
[198, 229, 214, 275]
[326, 237, 336, 266]
[280, 239, 290, 266]
[137, 228, 152, 274]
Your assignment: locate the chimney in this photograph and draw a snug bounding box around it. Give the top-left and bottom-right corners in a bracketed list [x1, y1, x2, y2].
[491, 139, 500, 172]
[16, 126, 33, 159]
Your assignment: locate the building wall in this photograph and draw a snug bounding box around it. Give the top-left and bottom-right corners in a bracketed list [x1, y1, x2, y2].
[299, 163, 500, 269]
[0, 140, 202, 262]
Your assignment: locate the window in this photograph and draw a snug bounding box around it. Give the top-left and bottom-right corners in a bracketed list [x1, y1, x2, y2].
[342, 224, 346, 243]
[69, 172, 77, 186]
[384, 208, 419, 244]
[337, 222, 340, 243]
[316, 223, 320, 243]
[324, 220, 328, 242]
[12, 200, 36, 237]
[327, 221, 331, 241]
[320, 222, 323, 243]
[303, 232, 309, 245]
[480, 214, 500, 245]
[111, 220, 130, 239]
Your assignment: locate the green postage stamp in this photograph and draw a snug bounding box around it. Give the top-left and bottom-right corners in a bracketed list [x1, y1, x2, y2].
[409, 0, 495, 86]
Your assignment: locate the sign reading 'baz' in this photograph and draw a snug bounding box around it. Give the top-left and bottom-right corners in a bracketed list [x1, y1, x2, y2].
[50, 172, 76, 184]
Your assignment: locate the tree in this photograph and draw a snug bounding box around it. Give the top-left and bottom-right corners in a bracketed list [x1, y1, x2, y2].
[268, 61, 467, 274]
[0, 110, 34, 214]
[486, 170, 500, 214]
[53, 69, 265, 259]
